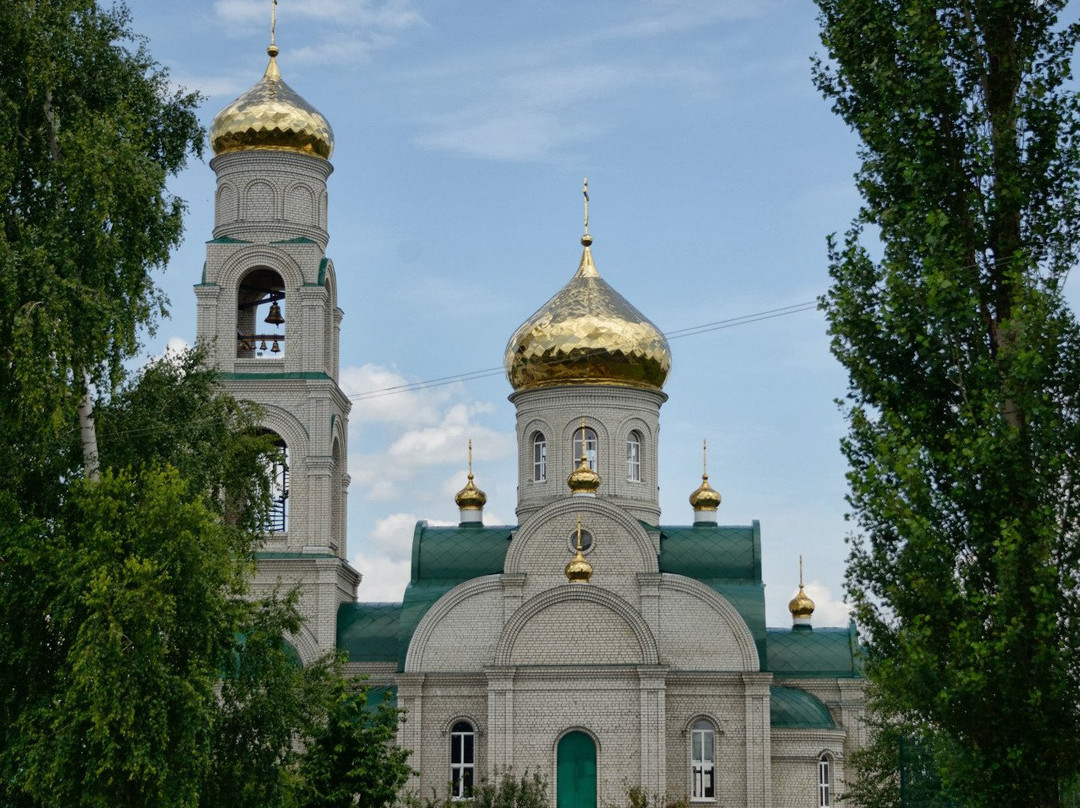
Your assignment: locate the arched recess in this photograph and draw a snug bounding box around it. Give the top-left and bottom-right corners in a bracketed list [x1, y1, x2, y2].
[505, 498, 659, 576]
[495, 585, 659, 666]
[657, 574, 760, 670]
[285, 181, 315, 225]
[286, 623, 321, 665]
[236, 266, 286, 358]
[404, 575, 503, 672]
[215, 182, 238, 226]
[331, 436, 344, 554]
[244, 179, 277, 220]
[520, 417, 552, 483]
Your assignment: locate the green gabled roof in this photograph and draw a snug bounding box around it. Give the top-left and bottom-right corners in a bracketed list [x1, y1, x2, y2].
[410, 522, 514, 581]
[770, 685, 835, 729]
[337, 602, 402, 662]
[658, 522, 767, 669]
[657, 522, 761, 581]
[766, 625, 862, 678]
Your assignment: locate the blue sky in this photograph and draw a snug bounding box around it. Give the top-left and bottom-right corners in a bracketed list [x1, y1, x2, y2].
[125, 0, 868, 626]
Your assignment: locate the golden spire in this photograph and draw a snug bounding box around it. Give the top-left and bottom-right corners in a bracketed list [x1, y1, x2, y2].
[454, 439, 487, 512]
[565, 514, 593, 583]
[788, 556, 816, 622]
[689, 439, 722, 512]
[567, 418, 601, 495]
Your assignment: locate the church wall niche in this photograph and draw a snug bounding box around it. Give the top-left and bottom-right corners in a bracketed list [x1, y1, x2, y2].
[243, 179, 277, 221]
[507, 600, 643, 665]
[285, 181, 316, 226]
[664, 688, 750, 807]
[656, 577, 759, 671]
[215, 182, 238, 227]
[404, 577, 503, 672]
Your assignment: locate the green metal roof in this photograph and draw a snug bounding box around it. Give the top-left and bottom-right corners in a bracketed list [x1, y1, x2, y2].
[657, 522, 761, 581]
[339, 520, 865, 680]
[770, 685, 835, 729]
[765, 625, 862, 678]
[337, 602, 402, 662]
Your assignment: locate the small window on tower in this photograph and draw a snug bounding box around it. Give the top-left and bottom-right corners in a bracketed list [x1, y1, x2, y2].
[532, 432, 547, 482]
[818, 753, 832, 807]
[627, 431, 642, 482]
[572, 426, 598, 471]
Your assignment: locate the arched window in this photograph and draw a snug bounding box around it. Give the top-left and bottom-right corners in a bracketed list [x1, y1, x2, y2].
[572, 426, 598, 471]
[450, 721, 475, 799]
[818, 753, 832, 807]
[264, 436, 288, 533]
[237, 267, 286, 358]
[627, 431, 642, 482]
[691, 719, 715, 801]
[532, 432, 547, 482]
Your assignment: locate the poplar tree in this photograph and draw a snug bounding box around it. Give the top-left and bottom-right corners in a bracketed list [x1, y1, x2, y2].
[813, 2, 1080, 805]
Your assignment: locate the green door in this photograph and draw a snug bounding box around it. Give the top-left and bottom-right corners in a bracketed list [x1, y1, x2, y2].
[557, 731, 597, 808]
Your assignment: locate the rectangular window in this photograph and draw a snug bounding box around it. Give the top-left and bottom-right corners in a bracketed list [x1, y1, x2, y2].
[691, 723, 715, 800]
[819, 756, 831, 807]
[451, 723, 475, 800]
[533, 438, 547, 482]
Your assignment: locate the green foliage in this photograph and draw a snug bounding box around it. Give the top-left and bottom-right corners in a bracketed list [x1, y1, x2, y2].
[602, 784, 690, 808]
[403, 770, 549, 808]
[295, 679, 412, 808]
[813, 1, 1080, 806]
[0, 0, 202, 498]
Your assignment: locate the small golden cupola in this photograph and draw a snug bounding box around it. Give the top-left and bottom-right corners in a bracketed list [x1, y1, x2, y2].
[454, 440, 487, 525]
[565, 515, 593, 583]
[209, 38, 334, 160]
[789, 556, 816, 630]
[505, 180, 672, 392]
[689, 439, 722, 524]
[567, 418, 601, 496]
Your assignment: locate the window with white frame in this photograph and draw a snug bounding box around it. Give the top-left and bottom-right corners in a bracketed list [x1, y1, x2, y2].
[450, 721, 475, 799]
[691, 720, 715, 800]
[532, 432, 547, 482]
[572, 426, 598, 471]
[818, 753, 832, 807]
[627, 431, 642, 482]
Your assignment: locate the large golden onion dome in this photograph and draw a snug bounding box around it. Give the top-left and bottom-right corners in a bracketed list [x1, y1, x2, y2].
[505, 230, 672, 392]
[210, 45, 334, 160]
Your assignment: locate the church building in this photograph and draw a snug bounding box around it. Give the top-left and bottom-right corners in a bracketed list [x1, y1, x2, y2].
[197, 40, 865, 808]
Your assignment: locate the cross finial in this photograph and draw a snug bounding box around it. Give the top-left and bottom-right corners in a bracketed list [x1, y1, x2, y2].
[799, 555, 804, 588]
[702, 439, 709, 478]
[467, 439, 474, 480]
[580, 417, 588, 464]
[583, 178, 590, 237]
[576, 514, 584, 552]
[268, 0, 279, 56]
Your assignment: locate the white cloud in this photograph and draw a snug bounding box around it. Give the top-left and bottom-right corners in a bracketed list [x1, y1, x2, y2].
[351, 552, 411, 601]
[341, 363, 453, 427]
[803, 580, 852, 627]
[596, 0, 767, 41]
[369, 512, 422, 556]
[164, 336, 191, 357]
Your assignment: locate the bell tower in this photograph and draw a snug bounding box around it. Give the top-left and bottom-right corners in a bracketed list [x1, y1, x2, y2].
[193, 39, 359, 660]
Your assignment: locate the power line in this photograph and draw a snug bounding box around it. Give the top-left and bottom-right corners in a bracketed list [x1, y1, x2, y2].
[345, 299, 821, 402]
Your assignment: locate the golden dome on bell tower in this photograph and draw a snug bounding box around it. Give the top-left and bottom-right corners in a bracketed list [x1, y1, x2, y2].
[210, 44, 334, 160]
[505, 180, 671, 392]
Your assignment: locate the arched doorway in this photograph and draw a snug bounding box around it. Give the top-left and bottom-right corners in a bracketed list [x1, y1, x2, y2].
[557, 731, 596, 808]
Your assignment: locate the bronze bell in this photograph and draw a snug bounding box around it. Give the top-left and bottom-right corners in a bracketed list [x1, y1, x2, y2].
[259, 339, 268, 351]
[265, 300, 284, 326]
[271, 339, 281, 353]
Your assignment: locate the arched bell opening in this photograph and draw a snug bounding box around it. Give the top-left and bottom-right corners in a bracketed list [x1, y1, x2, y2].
[263, 434, 289, 533]
[237, 267, 286, 358]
